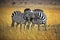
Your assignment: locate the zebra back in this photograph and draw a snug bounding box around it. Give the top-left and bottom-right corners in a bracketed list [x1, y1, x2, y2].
[12, 11, 25, 23]
[32, 9, 47, 23]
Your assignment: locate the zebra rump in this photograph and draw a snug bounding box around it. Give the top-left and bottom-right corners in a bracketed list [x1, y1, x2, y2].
[31, 9, 47, 30]
[11, 11, 26, 28]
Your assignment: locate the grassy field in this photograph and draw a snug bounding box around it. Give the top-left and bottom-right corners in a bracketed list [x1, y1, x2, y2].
[0, 6, 60, 40]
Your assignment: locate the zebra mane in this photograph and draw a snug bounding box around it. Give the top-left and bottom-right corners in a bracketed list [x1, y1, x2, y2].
[24, 8, 31, 12]
[12, 11, 22, 17]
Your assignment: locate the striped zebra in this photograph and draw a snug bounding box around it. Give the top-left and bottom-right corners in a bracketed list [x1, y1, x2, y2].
[23, 8, 34, 29]
[11, 11, 26, 30]
[11, 8, 47, 31]
[31, 9, 47, 30]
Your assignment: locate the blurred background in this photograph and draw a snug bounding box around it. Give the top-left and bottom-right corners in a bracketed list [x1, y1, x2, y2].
[0, 0, 60, 40]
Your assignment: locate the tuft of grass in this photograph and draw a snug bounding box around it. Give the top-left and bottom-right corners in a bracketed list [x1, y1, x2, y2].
[0, 23, 60, 40]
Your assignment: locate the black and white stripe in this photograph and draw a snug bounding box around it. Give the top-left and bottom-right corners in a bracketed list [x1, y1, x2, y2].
[11, 9, 47, 31]
[11, 11, 26, 30]
[23, 8, 33, 29]
[31, 9, 47, 30]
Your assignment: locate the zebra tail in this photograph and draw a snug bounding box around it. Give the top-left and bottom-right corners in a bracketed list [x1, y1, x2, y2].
[11, 11, 17, 17]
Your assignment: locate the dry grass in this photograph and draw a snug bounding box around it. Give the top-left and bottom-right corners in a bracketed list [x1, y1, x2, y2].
[0, 6, 60, 40]
[0, 23, 60, 40]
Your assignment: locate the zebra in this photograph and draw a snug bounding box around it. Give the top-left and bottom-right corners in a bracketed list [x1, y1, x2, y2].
[23, 8, 34, 29]
[11, 8, 33, 30]
[11, 9, 47, 31]
[31, 9, 47, 30]
[11, 11, 26, 30]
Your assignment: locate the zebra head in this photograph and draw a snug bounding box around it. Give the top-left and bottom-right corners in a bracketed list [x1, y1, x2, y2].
[24, 8, 31, 13]
[24, 8, 32, 22]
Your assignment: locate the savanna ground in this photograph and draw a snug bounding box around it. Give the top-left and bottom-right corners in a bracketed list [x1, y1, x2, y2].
[0, 5, 60, 40]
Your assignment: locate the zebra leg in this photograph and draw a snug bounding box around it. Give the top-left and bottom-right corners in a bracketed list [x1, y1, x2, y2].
[24, 22, 26, 30]
[20, 24, 22, 31]
[16, 23, 19, 28]
[38, 24, 40, 31]
[27, 22, 30, 30]
[24, 24, 26, 30]
[31, 23, 34, 29]
[44, 23, 47, 30]
[27, 24, 29, 30]
[11, 20, 15, 27]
